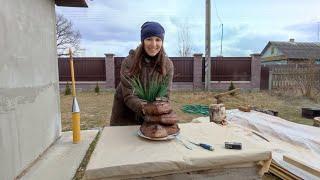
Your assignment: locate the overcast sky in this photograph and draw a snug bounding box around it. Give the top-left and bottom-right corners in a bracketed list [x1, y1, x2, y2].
[56, 0, 320, 57]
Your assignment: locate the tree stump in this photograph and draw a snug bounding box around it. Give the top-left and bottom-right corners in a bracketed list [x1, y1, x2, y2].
[209, 104, 226, 124]
[314, 117, 320, 127]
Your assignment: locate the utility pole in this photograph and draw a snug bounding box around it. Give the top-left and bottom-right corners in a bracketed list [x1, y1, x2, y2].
[317, 22, 320, 41]
[205, 0, 211, 91]
[220, 23, 223, 56]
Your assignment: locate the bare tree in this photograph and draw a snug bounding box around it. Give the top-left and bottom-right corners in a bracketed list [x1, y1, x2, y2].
[177, 22, 193, 57]
[56, 13, 81, 56]
[275, 59, 320, 98]
[295, 59, 320, 98]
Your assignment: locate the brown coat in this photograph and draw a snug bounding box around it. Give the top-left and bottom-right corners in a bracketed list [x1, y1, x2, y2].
[110, 53, 174, 126]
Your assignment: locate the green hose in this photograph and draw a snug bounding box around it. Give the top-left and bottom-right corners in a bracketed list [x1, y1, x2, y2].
[181, 105, 209, 116]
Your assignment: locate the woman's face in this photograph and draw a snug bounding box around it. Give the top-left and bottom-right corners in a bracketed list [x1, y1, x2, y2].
[143, 36, 163, 57]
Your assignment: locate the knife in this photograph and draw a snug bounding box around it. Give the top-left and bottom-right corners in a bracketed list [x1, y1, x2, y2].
[187, 140, 214, 151]
[176, 136, 193, 150]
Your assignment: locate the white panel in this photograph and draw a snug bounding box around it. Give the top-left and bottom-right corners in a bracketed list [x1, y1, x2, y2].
[0, 0, 61, 179]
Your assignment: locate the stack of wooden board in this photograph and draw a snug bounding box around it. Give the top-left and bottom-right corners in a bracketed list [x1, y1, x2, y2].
[226, 109, 320, 179]
[269, 160, 302, 180]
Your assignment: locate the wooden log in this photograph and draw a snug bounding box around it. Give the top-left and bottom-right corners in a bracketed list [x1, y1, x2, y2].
[209, 104, 226, 124]
[238, 105, 251, 112]
[214, 88, 240, 99]
[214, 88, 240, 104]
[314, 117, 320, 127]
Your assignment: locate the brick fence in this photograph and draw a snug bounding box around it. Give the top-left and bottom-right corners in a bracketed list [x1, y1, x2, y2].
[59, 53, 261, 91]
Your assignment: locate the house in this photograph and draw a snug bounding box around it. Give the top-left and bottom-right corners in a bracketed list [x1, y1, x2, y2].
[0, 1, 87, 180]
[260, 39, 320, 64]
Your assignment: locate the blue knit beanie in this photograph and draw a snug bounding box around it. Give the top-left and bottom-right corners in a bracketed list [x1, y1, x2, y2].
[140, 21, 165, 42]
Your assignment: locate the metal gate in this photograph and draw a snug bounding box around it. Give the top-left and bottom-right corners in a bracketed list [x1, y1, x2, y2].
[260, 66, 269, 90]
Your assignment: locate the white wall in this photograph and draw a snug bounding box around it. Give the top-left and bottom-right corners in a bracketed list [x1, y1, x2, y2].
[0, 0, 61, 179]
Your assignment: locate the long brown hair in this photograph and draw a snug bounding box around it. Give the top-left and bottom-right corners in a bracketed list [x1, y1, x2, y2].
[129, 43, 167, 76]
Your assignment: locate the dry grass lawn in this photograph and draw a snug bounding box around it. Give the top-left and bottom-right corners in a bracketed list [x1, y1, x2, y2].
[60, 90, 319, 131]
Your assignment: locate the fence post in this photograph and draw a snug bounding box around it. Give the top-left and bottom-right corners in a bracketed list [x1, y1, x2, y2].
[193, 53, 203, 91]
[268, 70, 273, 91]
[104, 53, 115, 89]
[250, 53, 261, 90]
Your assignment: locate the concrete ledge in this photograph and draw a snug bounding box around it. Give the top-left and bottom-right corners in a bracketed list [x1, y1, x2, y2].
[20, 130, 99, 180]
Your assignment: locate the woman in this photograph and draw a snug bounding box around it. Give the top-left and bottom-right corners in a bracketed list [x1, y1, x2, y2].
[110, 21, 174, 126]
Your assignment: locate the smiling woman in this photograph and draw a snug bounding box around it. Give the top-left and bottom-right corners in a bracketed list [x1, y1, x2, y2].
[110, 21, 175, 126]
[144, 36, 163, 56]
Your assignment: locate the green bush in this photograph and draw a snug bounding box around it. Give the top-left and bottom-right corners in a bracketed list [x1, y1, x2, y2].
[65, 82, 71, 95]
[228, 81, 236, 96]
[95, 82, 100, 94]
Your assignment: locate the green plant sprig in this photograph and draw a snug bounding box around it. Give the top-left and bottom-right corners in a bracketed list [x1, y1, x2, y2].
[129, 75, 169, 102]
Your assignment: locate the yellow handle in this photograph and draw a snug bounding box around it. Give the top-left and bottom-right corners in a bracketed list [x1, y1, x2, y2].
[69, 48, 76, 97]
[72, 112, 81, 143]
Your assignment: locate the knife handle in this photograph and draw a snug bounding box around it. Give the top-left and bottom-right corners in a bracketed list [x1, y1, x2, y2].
[199, 143, 214, 151]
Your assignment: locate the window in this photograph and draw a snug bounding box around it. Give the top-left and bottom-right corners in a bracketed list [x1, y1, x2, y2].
[271, 47, 275, 55]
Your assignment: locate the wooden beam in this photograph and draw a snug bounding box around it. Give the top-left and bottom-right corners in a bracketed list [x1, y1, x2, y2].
[283, 155, 320, 177]
[214, 88, 240, 103]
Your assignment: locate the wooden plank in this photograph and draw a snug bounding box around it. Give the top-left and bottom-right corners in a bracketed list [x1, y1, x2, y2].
[261, 55, 287, 61]
[269, 161, 302, 180]
[283, 155, 320, 177]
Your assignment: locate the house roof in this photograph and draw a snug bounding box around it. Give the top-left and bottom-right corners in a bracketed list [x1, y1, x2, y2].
[261, 41, 320, 59]
[55, 0, 88, 7]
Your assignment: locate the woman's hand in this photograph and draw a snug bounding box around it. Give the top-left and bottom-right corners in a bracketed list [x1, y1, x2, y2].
[144, 112, 178, 125]
[142, 101, 172, 115]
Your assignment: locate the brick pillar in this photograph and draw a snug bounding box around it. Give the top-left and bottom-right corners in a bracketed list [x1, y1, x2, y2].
[193, 53, 203, 90]
[104, 53, 115, 89]
[250, 53, 261, 90]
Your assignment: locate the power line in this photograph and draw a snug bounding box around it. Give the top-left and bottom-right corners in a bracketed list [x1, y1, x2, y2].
[213, 0, 223, 56]
[213, 0, 222, 24]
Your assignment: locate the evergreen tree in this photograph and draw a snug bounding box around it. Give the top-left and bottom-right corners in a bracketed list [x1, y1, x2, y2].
[95, 82, 100, 94]
[228, 81, 236, 96]
[65, 82, 71, 95]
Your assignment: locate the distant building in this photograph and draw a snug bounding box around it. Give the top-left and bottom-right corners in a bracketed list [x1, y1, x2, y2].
[260, 39, 320, 64]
